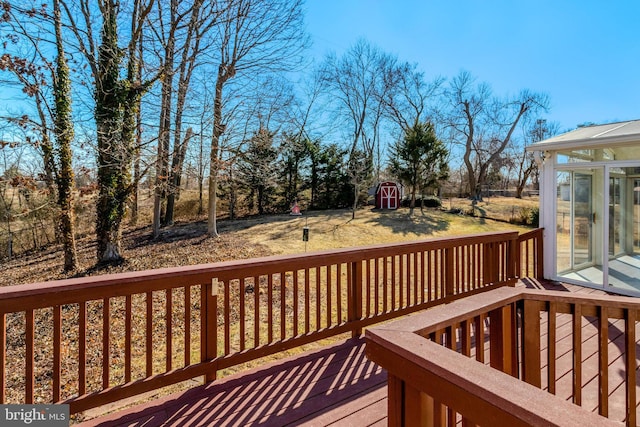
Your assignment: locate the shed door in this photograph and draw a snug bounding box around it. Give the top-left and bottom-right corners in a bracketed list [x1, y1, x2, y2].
[381, 186, 397, 209]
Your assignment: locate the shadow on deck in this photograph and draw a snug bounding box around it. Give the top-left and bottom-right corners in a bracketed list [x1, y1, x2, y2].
[79, 338, 386, 427]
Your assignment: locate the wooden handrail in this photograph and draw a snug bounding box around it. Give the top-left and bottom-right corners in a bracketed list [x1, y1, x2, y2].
[0, 230, 540, 415]
[366, 286, 639, 426]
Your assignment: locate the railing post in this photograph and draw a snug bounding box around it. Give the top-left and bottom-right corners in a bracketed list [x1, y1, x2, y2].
[489, 303, 517, 377]
[536, 229, 544, 278]
[349, 261, 363, 337]
[522, 300, 541, 387]
[625, 308, 636, 427]
[444, 247, 454, 297]
[387, 374, 403, 427]
[511, 234, 520, 282]
[202, 279, 218, 383]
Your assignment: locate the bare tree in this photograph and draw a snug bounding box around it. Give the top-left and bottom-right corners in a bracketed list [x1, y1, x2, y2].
[206, 0, 308, 236]
[512, 118, 559, 198]
[381, 61, 444, 132]
[322, 39, 394, 218]
[446, 71, 549, 200]
[151, 0, 222, 235]
[0, 1, 80, 270]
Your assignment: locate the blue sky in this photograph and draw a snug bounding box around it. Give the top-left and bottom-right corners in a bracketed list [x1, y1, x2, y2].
[304, 1, 640, 132]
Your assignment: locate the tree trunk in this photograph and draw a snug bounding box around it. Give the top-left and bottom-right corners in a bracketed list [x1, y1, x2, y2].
[130, 41, 143, 227]
[208, 65, 230, 237]
[94, 0, 145, 263]
[95, 1, 126, 263]
[165, 127, 192, 224]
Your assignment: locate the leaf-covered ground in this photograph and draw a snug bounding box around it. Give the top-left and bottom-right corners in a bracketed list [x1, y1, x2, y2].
[0, 221, 272, 287]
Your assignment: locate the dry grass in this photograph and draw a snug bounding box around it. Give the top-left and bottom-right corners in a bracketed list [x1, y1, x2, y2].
[232, 203, 534, 255]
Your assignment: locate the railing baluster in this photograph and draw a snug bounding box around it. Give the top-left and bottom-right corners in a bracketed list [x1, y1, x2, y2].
[53, 305, 61, 402]
[461, 320, 471, 357]
[224, 280, 230, 354]
[184, 286, 190, 367]
[269, 273, 274, 343]
[419, 251, 425, 304]
[25, 309, 33, 403]
[200, 284, 206, 365]
[79, 301, 86, 396]
[103, 298, 110, 389]
[240, 280, 245, 351]
[625, 308, 636, 426]
[293, 271, 298, 335]
[413, 252, 418, 306]
[547, 301, 557, 395]
[125, 295, 132, 382]
[281, 271, 286, 340]
[374, 258, 379, 315]
[475, 314, 484, 364]
[204, 280, 218, 383]
[426, 251, 432, 301]
[255, 275, 260, 346]
[399, 254, 405, 308]
[326, 267, 331, 327]
[146, 292, 153, 376]
[0, 312, 5, 403]
[166, 289, 172, 371]
[304, 269, 310, 335]
[314, 267, 320, 330]
[366, 259, 371, 318]
[336, 264, 342, 323]
[392, 255, 397, 310]
[383, 257, 388, 312]
[598, 306, 608, 417]
[572, 303, 582, 406]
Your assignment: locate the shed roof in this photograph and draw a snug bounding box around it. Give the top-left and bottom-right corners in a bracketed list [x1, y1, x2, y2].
[527, 119, 640, 151]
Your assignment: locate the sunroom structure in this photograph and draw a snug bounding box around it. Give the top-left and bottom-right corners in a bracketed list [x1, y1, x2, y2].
[528, 119, 640, 295]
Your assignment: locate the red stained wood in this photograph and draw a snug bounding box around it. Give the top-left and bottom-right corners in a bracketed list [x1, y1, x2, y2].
[53, 305, 61, 402]
[25, 309, 33, 403]
[0, 313, 4, 403]
[78, 338, 385, 427]
[0, 230, 531, 417]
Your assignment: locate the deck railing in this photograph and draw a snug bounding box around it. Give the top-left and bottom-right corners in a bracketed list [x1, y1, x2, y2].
[517, 227, 543, 279]
[0, 230, 539, 415]
[366, 286, 638, 426]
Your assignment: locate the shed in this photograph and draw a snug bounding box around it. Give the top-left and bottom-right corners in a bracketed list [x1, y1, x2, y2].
[526, 119, 640, 295]
[375, 181, 402, 210]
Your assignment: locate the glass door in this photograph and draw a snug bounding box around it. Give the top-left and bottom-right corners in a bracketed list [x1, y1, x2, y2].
[606, 172, 640, 293]
[573, 173, 593, 267]
[556, 168, 603, 285]
[609, 174, 624, 257]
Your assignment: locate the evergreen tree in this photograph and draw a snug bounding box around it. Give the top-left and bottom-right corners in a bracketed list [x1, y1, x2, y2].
[237, 128, 279, 215]
[278, 133, 310, 210]
[389, 122, 449, 215]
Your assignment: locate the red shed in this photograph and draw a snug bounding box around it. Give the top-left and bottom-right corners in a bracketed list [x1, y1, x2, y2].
[375, 181, 402, 209]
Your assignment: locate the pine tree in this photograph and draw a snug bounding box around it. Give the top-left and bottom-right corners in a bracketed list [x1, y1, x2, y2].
[389, 122, 449, 215]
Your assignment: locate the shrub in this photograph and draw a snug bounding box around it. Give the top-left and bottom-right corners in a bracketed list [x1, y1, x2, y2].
[529, 207, 540, 227]
[401, 196, 442, 208]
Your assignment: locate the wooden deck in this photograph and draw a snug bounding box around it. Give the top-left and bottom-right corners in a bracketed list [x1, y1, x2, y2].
[77, 337, 386, 427]
[78, 279, 623, 427]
